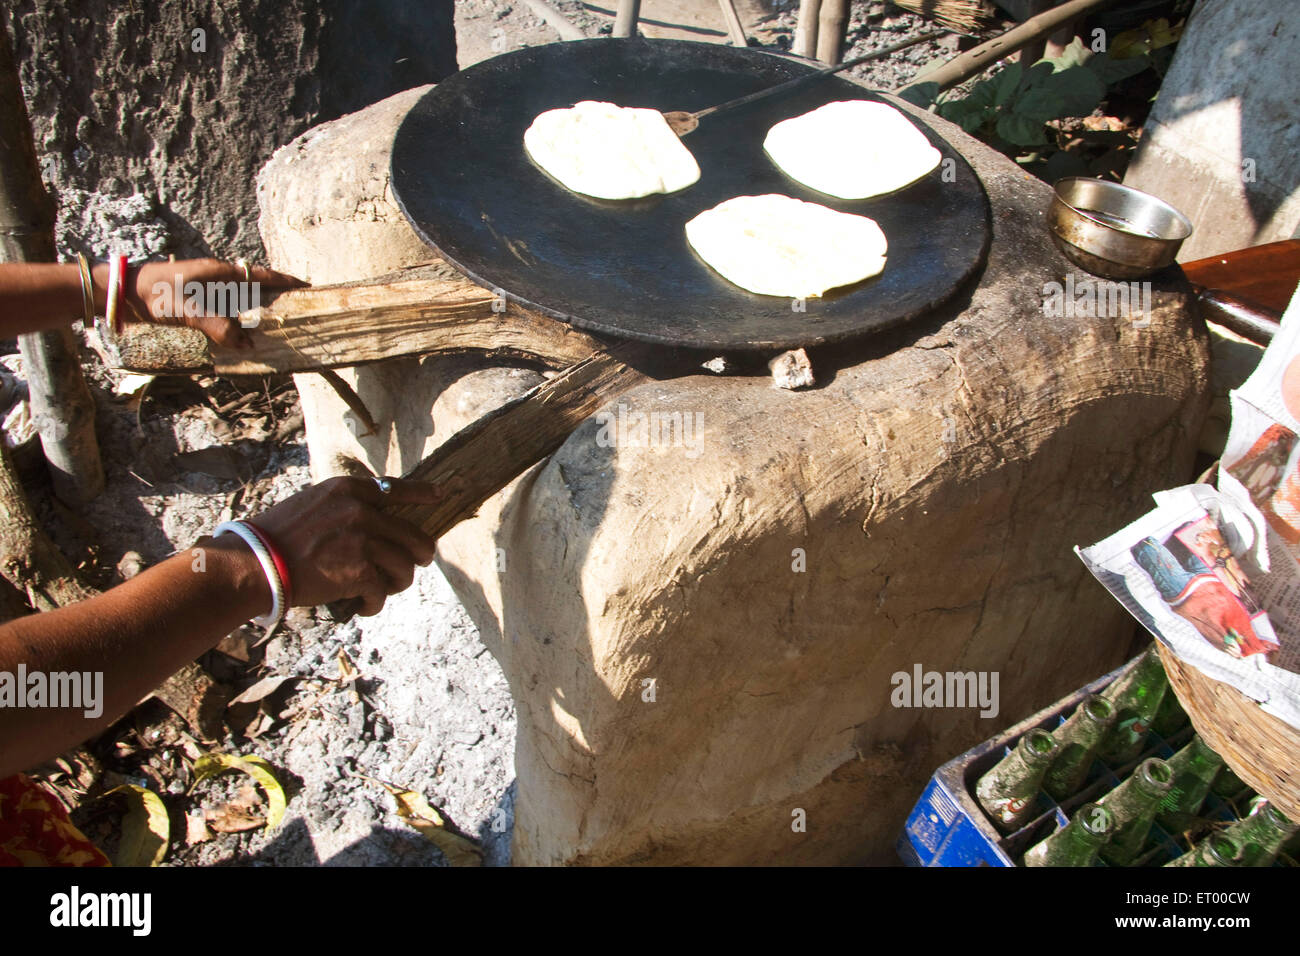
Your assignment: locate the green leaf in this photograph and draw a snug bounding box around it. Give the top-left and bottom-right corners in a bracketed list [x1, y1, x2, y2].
[192, 752, 287, 830]
[937, 97, 989, 133]
[898, 81, 939, 109]
[1045, 37, 1091, 72]
[1017, 66, 1105, 121]
[996, 112, 1048, 147]
[992, 62, 1024, 106]
[103, 785, 170, 867]
[1086, 52, 1152, 85]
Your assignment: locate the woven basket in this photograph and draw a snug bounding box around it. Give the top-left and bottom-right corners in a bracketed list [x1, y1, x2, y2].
[1159, 642, 1300, 819]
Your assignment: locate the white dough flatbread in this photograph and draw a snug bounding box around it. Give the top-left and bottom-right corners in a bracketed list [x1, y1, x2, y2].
[684, 194, 887, 298]
[523, 100, 701, 200]
[763, 100, 942, 199]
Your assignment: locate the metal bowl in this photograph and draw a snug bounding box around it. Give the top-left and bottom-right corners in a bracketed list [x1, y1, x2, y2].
[1048, 177, 1193, 280]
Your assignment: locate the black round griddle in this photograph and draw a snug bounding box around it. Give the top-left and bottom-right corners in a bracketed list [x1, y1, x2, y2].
[390, 37, 991, 353]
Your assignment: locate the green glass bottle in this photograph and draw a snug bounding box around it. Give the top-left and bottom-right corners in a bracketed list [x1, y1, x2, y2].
[1098, 757, 1174, 866]
[1043, 695, 1116, 800]
[1165, 833, 1242, 867]
[1099, 646, 1169, 766]
[1156, 735, 1225, 835]
[1023, 803, 1114, 867]
[1221, 801, 1298, 866]
[975, 729, 1059, 833]
[1210, 764, 1251, 802]
[1151, 687, 1189, 738]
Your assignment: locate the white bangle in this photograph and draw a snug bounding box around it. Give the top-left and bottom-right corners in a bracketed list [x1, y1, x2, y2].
[214, 520, 285, 629]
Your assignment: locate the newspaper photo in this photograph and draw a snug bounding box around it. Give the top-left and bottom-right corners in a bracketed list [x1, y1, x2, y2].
[1078, 282, 1300, 731]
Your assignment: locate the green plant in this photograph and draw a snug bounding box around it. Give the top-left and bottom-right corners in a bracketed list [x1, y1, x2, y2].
[902, 20, 1183, 153]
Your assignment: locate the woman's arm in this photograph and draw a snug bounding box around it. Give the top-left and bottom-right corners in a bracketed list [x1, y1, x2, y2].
[0, 538, 266, 778]
[0, 475, 445, 779]
[0, 258, 302, 346]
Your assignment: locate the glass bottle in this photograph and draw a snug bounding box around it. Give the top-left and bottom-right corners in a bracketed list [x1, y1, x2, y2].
[1221, 801, 1298, 866]
[1151, 686, 1189, 738]
[1165, 833, 1242, 867]
[1023, 803, 1114, 867]
[1156, 735, 1225, 835]
[1209, 764, 1251, 802]
[1099, 645, 1169, 766]
[975, 729, 1058, 833]
[1098, 757, 1174, 866]
[1043, 695, 1115, 800]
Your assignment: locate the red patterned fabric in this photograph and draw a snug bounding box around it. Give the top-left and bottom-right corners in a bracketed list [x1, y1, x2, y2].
[0, 773, 110, 867]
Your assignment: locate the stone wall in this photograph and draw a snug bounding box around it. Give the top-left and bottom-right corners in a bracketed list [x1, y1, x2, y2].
[6, 0, 457, 261]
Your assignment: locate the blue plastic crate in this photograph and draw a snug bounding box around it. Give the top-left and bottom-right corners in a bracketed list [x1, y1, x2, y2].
[897, 656, 1218, 868]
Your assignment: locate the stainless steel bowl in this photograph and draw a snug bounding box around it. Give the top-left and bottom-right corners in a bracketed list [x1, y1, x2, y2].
[1048, 178, 1193, 279]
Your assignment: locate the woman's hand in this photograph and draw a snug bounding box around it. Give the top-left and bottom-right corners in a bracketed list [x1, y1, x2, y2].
[127, 258, 305, 349]
[243, 476, 449, 616]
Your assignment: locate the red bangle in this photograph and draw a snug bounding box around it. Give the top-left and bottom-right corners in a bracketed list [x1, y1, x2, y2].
[105, 254, 129, 334]
[242, 521, 293, 608]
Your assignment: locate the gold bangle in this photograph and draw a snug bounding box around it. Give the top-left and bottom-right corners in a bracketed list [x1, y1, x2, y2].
[76, 253, 96, 325]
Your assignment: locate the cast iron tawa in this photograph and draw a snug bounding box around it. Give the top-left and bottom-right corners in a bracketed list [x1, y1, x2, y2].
[390, 37, 991, 353]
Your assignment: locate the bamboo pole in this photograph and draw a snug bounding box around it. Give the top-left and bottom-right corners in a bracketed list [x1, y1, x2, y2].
[519, 0, 587, 42]
[816, 0, 849, 65]
[904, 0, 1116, 92]
[793, 0, 822, 59]
[717, 0, 748, 47]
[613, 0, 641, 38]
[0, 21, 104, 502]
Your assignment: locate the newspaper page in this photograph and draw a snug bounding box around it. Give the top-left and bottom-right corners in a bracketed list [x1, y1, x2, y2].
[1078, 281, 1300, 731]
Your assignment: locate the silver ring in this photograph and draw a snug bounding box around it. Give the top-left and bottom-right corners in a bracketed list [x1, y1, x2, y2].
[374, 477, 392, 494]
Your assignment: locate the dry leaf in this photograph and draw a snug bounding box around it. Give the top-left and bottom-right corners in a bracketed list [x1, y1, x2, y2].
[229, 675, 295, 707]
[114, 373, 155, 398]
[215, 630, 253, 663]
[366, 777, 482, 866]
[205, 805, 266, 833]
[185, 811, 213, 845]
[337, 648, 360, 684]
[191, 753, 286, 830]
[246, 712, 278, 739]
[102, 785, 170, 867]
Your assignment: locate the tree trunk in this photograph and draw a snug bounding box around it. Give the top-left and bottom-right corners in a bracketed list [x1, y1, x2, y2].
[0, 20, 103, 502]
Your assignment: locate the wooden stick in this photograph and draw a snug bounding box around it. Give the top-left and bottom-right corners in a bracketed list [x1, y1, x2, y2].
[816, 0, 849, 65]
[325, 342, 683, 622]
[717, 0, 748, 47]
[904, 0, 1116, 92]
[106, 261, 607, 376]
[613, 0, 641, 38]
[0, 21, 104, 502]
[793, 0, 822, 59]
[519, 0, 587, 42]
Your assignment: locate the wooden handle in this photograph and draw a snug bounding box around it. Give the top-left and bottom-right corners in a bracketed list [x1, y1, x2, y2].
[324, 346, 656, 623]
[109, 260, 604, 376]
[1182, 239, 1300, 317]
[1194, 287, 1282, 346]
